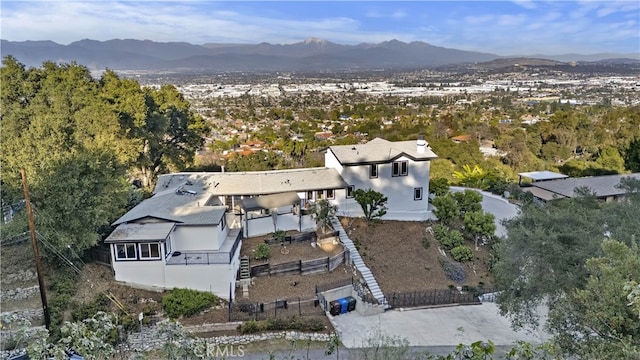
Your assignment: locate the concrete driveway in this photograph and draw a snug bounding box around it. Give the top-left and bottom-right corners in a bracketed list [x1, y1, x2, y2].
[331, 303, 549, 348]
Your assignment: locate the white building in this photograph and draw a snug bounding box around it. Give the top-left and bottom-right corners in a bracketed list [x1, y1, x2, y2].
[105, 189, 242, 300]
[325, 137, 438, 220]
[106, 137, 438, 299]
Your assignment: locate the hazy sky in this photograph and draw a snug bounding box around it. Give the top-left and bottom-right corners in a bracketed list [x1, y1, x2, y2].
[2, 1, 639, 56]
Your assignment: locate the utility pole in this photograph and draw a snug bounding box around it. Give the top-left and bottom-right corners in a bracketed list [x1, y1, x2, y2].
[20, 169, 51, 329]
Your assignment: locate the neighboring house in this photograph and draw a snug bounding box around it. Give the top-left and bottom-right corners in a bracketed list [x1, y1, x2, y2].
[107, 137, 438, 297]
[451, 134, 472, 143]
[154, 167, 349, 238]
[523, 172, 640, 203]
[105, 186, 242, 300]
[325, 136, 438, 221]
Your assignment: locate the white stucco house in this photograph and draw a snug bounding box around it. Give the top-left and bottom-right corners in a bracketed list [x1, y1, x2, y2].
[105, 186, 243, 300]
[106, 137, 437, 299]
[325, 136, 438, 220]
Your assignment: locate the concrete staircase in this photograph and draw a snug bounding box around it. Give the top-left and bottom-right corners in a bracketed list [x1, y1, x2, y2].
[330, 217, 387, 307]
[239, 256, 250, 279]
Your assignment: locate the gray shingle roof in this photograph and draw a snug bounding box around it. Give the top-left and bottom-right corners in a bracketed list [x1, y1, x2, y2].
[113, 189, 227, 226]
[105, 223, 175, 243]
[328, 137, 437, 165]
[154, 167, 349, 196]
[532, 173, 640, 198]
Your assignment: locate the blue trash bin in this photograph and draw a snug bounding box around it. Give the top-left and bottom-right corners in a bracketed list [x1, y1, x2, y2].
[338, 297, 349, 314]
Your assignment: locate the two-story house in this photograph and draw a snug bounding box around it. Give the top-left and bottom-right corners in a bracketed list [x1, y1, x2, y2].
[105, 186, 242, 300]
[325, 136, 438, 220]
[106, 137, 438, 299]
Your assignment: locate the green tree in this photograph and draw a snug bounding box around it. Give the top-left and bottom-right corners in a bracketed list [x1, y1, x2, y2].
[452, 190, 483, 215]
[624, 138, 640, 172]
[547, 240, 640, 359]
[429, 158, 457, 183]
[432, 194, 460, 226]
[352, 188, 387, 223]
[0, 58, 130, 254]
[595, 146, 625, 173]
[463, 211, 496, 250]
[310, 199, 337, 234]
[429, 178, 450, 198]
[492, 192, 634, 329]
[136, 85, 210, 188]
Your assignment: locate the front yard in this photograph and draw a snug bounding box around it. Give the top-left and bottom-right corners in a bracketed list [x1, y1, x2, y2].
[342, 217, 493, 295]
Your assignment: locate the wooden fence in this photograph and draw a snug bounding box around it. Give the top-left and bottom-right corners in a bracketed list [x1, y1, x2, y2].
[262, 230, 340, 245]
[250, 250, 348, 277]
[87, 247, 112, 265]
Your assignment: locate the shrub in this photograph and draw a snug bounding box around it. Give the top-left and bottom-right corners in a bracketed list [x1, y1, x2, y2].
[436, 228, 465, 250]
[254, 243, 271, 260]
[451, 245, 474, 262]
[237, 317, 325, 334]
[162, 288, 218, 318]
[439, 258, 466, 284]
[432, 224, 449, 240]
[237, 320, 262, 334]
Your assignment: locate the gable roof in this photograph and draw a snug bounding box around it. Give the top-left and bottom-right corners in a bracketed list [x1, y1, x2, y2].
[328, 137, 437, 165]
[531, 173, 640, 198]
[154, 167, 349, 196]
[113, 189, 227, 226]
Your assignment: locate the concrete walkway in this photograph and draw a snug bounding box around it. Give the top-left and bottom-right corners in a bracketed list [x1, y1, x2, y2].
[331, 303, 550, 348]
[330, 217, 386, 305]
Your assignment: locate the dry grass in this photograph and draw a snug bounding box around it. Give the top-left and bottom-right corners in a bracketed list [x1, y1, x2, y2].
[342, 218, 493, 294]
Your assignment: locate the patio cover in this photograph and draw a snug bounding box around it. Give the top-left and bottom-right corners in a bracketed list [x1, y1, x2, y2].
[239, 192, 301, 211]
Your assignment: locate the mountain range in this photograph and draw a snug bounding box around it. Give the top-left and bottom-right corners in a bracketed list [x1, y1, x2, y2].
[1, 38, 638, 72]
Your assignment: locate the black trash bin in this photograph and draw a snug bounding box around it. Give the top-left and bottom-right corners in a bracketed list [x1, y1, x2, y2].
[345, 296, 356, 312]
[329, 300, 341, 316]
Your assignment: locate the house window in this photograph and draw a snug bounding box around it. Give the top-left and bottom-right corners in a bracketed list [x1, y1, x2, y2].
[139, 243, 160, 259]
[307, 191, 314, 201]
[346, 185, 355, 198]
[115, 243, 137, 260]
[369, 164, 378, 178]
[316, 190, 324, 199]
[326, 189, 335, 199]
[392, 161, 408, 177]
[414, 187, 423, 201]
